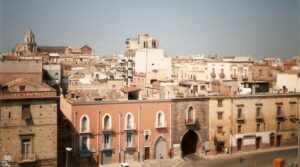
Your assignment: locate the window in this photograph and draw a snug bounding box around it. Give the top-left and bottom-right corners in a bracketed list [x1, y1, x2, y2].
[125, 132, 134, 147]
[217, 126, 223, 134]
[21, 139, 31, 160]
[22, 105, 31, 120]
[80, 135, 89, 151]
[217, 112, 223, 120]
[8, 112, 11, 119]
[218, 99, 223, 107]
[187, 107, 194, 123]
[256, 107, 261, 117]
[256, 124, 261, 132]
[238, 125, 242, 133]
[103, 115, 111, 130]
[237, 108, 243, 118]
[277, 122, 281, 130]
[144, 130, 150, 141]
[80, 115, 89, 133]
[19, 85, 26, 91]
[156, 111, 165, 127]
[103, 134, 112, 149]
[125, 113, 134, 130]
[277, 106, 282, 116]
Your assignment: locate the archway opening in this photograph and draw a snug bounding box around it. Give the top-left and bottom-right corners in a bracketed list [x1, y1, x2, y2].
[181, 130, 198, 157]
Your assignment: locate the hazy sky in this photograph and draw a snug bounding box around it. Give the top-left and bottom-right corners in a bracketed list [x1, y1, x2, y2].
[1, 0, 299, 59]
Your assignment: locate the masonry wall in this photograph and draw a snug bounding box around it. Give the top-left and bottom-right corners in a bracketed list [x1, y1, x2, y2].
[0, 98, 57, 167]
[171, 98, 210, 157]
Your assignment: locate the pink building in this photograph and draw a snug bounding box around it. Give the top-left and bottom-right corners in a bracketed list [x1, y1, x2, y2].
[62, 99, 172, 166]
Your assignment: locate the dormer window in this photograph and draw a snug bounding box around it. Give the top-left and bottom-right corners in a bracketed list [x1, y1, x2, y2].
[19, 85, 26, 91]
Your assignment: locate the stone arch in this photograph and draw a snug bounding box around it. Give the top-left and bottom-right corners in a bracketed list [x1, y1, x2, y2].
[180, 130, 199, 157]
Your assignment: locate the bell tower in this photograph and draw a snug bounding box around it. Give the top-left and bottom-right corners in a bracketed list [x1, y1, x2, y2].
[23, 28, 37, 54]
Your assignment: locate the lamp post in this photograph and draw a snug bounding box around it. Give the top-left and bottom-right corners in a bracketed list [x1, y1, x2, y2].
[290, 117, 300, 166]
[65, 147, 72, 167]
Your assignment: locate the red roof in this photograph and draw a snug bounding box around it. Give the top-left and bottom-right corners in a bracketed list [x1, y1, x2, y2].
[120, 86, 141, 93]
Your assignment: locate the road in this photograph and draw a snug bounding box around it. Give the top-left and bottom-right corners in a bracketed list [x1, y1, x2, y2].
[177, 148, 298, 167]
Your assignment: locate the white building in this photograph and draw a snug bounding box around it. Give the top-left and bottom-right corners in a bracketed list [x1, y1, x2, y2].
[276, 73, 300, 92]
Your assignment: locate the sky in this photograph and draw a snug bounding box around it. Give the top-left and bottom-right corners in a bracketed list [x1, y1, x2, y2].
[0, 0, 299, 59]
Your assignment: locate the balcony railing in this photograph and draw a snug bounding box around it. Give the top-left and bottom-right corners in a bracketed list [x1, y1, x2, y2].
[17, 153, 36, 163]
[125, 124, 136, 131]
[276, 112, 285, 121]
[236, 115, 245, 122]
[155, 121, 167, 129]
[185, 118, 199, 125]
[256, 114, 264, 121]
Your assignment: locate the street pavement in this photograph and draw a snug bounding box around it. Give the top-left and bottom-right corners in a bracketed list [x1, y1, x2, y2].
[177, 146, 298, 167]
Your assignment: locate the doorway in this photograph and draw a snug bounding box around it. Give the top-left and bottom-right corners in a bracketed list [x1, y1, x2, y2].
[181, 131, 199, 157]
[237, 138, 243, 151]
[256, 137, 261, 149]
[276, 135, 281, 147]
[144, 147, 150, 160]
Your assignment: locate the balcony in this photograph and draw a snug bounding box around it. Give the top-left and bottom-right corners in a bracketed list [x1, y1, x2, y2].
[125, 124, 136, 131]
[256, 114, 264, 121]
[276, 113, 285, 121]
[210, 73, 216, 78]
[185, 118, 199, 125]
[17, 153, 36, 163]
[231, 74, 237, 79]
[219, 73, 225, 78]
[155, 121, 167, 129]
[102, 143, 113, 150]
[236, 115, 245, 123]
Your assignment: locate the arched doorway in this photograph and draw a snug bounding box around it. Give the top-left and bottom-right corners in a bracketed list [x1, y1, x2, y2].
[154, 137, 167, 159]
[181, 130, 198, 157]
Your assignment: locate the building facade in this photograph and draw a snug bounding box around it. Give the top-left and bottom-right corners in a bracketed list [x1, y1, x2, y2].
[62, 99, 172, 166]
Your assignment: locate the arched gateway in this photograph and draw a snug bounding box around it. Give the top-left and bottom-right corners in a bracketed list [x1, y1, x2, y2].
[181, 130, 199, 157]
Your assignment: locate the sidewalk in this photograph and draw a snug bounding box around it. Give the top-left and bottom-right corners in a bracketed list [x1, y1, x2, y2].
[101, 157, 183, 167]
[203, 145, 298, 160]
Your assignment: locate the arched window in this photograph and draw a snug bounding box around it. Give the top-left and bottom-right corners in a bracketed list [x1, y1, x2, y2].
[80, 115, 89, 132]
[104, 116, 110, 129]
[156, 111, 165, 128]
[125, 113, 134, 130]
[187, 107, 194, 123]
[102, 114, 112, 130]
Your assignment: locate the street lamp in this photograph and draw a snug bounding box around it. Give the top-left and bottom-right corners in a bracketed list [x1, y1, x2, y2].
[290, 117, 300, 166]
[65, 147, 72, 167]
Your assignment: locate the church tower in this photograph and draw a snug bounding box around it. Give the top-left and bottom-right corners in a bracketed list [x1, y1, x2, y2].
[23, 28, 37, 54]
